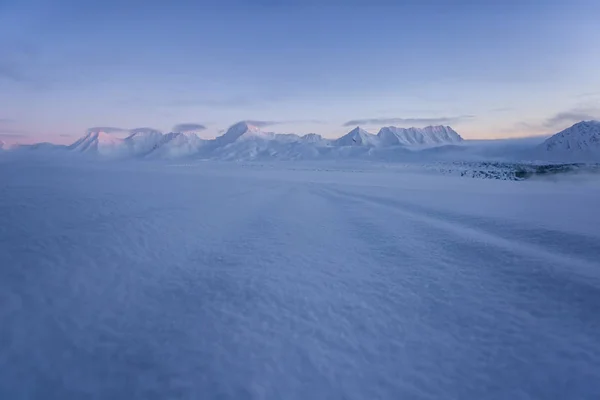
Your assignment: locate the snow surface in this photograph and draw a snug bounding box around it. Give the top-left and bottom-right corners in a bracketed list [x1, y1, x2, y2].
[1, 157, 600, 399]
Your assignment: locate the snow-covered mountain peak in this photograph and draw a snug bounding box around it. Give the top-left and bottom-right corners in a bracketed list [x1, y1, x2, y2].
[216, 121, 272, 145]
[300, 133, 325, 143]
[147, 131, 205, 159]
[68, 130, 125, 155]
[334, 127, 379, 146]
[128, 127, 163, 136]
[80, 131, 122, 145]
[377, 125, 463, 146]
[537, 120, 600, 161]
[543, 121, 600, 149]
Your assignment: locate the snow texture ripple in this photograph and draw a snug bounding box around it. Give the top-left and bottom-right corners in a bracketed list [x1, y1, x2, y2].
[1, 159, 600, 399]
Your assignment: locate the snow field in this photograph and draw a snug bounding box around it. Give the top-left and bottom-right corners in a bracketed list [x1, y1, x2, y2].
[1, 159, 600, 399]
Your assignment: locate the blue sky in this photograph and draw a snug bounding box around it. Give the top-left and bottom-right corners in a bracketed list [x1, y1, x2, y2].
[1, 0, 599, 144]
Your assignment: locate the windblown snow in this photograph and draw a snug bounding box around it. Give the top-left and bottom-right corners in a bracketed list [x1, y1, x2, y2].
[1, 158, 600, 399]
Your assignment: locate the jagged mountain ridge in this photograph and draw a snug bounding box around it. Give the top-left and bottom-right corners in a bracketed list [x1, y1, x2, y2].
[378, 126, 463, 146]
[8, 121, 470, 160]
[333, 127, 379, 147]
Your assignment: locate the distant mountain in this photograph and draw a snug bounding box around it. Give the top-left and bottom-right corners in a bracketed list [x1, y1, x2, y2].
[333, 127, 379, 147]
[377, 126, 463, 146]
[129, 127, 163, 136]
[148, 132, 206, 159]
[300, 133, 326, 144]
[13, 142, 67, 152]
[535, 121, 600, 162]
[124, 129, 165, 156]
[68, 130, 126, 156]
[215, 121, 274, 146]
[16, 121, 475, 161]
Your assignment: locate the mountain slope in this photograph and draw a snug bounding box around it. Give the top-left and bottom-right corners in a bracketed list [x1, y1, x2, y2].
[148, 132, 206, 159]
[300, 133, 327, 144]
[377, 125, 463, 146]
[68, 130, 126, 156]
[124, 130, 165, 157]
[535, 121, 600, 161]
[333, 127, 379, 147]
[215, 121, 273, 145]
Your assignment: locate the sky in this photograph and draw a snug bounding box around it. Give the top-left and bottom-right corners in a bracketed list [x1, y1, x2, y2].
[1, 0, 599, 144]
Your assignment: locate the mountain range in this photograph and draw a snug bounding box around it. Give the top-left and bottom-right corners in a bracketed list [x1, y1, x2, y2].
[2, 121, 600, 163]
[63, 122, 464, 160]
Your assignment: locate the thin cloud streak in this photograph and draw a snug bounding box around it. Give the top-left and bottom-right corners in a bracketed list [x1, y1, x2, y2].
[342, 115, 474, 127]
[172, 123, 206, 132]
[544, 109, 600, 128]
[129, 127, 163, 135]
[87, 126, 128, 133]
[243, 119, 325, 128]
[0, 132, 27, 138]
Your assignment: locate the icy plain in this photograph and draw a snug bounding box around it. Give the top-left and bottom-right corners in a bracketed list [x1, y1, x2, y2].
[1, 157, 600, 399]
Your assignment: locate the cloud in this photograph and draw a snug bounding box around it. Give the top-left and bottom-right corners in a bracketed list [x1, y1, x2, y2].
[290, 119, 326, 125]
[129, 127, 163, 135]
[507, 107, 600, 136]
[544, 108, 600, 128]
[574, 91, 600, 99]
[181, 97, 254, 108]
[172, 123, 207, 133]
[0, 61, 54, 90]
[342, 115, 474, 127]
[86, 126, 128, 133]
[0, 62, 26, 83]
[244, 120, 279, 127]
[490, 107, 514, 113]
[0, 132, 27, 139]
[242, 119, 325, 128]
[0, 118, 27, 137]
[167, 92, 290, 109]
[87, 126, 165, 135]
